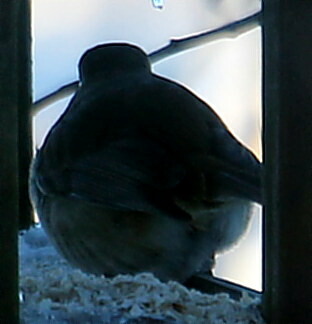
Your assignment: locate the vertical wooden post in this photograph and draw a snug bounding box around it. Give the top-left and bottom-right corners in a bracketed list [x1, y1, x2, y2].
[0, 1, 32, 323]
[263, 1, 312, 323]
[18, 0, 33, 231]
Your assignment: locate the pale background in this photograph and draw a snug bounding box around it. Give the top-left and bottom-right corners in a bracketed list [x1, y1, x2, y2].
[31, 0, 262, 291]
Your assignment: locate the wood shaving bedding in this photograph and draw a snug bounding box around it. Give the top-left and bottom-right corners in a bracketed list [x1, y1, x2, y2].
[20, 227, 264, 324]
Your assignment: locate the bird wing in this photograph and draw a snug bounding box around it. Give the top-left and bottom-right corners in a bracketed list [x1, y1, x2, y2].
[67, 136, 190, 218]
[137, 75, 262, 204]
[35, 111, 190, 220]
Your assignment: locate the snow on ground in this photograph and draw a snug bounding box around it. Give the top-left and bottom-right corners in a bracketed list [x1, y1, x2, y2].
[19, 226, 264, 323]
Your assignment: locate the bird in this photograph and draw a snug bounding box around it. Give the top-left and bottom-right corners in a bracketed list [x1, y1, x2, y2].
[29, 43, 262, 283]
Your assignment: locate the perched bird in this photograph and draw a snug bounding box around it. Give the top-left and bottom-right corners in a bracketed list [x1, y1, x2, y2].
[30, 43, 261, 282]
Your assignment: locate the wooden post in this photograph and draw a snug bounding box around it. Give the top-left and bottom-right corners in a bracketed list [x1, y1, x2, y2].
[18, 0, 33, 231]
[0, 1, 32, 323]
[263, 1, 312, 323]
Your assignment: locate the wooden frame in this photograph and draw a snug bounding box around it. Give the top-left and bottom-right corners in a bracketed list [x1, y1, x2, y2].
[1, 1, 311, 323]
[263, 1, 312, 323]
[0, 1, 32, 323]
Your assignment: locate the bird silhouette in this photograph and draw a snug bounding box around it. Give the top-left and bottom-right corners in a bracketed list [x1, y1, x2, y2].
[30, 43, 261, 282]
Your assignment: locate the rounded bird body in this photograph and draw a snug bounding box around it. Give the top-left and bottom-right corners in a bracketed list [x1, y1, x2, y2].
[30, 43, 261, 282]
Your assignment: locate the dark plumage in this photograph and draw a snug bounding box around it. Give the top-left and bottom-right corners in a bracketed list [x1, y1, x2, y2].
[30, 43, 261, 282]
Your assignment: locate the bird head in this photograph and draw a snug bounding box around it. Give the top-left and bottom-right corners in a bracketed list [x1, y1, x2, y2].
[78, 43, 151, 84]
